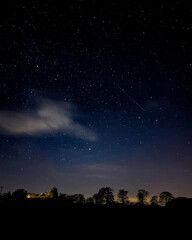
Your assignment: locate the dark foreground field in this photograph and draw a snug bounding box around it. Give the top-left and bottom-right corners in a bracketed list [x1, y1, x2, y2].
[1, 198, 191, 235]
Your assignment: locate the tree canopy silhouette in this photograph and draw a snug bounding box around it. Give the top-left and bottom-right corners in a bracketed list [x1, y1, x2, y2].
[1, 186, 189, 211]
[71, 194, 85, 204]
[118, 189, 129, 204]
[137, 189, 149, 205]
[159, 191, 174, 206]
[12, 189, 27, 200]
[94, 187, 114, 205]
[150, 196, 159, 206]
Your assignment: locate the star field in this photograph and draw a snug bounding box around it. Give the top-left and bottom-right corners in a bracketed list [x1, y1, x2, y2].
[0, 0, 192, 197]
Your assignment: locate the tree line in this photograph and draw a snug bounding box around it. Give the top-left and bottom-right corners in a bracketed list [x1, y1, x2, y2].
[0, 186, 178, 207]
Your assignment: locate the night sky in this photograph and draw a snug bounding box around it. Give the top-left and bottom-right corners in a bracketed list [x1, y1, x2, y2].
[1, 0, 192, 198]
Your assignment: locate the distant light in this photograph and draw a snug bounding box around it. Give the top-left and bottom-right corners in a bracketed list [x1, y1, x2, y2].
[27, 194, 31, 199]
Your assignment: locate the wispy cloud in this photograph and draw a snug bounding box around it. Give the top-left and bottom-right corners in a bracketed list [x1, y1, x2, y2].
[0, 98, 97, 141]
[69, 163, 132, 180]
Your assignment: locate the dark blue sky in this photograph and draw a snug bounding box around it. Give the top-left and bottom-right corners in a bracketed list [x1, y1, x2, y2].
[0, 0, 192, 198]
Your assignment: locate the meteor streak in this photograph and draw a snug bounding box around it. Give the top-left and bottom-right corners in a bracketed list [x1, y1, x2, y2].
[114, 81, 145, 111]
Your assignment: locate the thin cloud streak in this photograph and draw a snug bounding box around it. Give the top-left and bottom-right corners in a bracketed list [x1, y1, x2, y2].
[0, 98, 97, 141]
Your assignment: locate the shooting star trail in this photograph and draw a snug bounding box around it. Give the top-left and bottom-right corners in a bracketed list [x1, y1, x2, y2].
[113, 81, 145, 111]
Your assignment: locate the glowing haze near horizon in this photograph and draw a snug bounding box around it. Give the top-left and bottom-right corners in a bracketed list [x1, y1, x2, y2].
[0, 1, 192, 198]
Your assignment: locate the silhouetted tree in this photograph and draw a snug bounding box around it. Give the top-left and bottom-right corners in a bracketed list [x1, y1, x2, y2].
[0, 192, 11, 201]
[150, 196, 159, 206]
[137, 189, 149, 205]
[71, 194, 85, 204]
[93, 193, 102, 204]
[59, 193, 68, 200]
[166, 197, 192, 208]
[96, 187, 114, 205]
[78, 194, 85, 204]
[86, 197, 94, 204]
[159, 191, 174, 206]
[12, 189, 27, 200]
[59, 193, 75, 204]
[118, 189, 129, 204]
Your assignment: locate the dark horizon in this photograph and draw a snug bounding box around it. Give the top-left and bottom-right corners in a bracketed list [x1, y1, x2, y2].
[1, 1, 192, 198]
[0, 186, 191, 204]
[1, 186, 191, 206]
